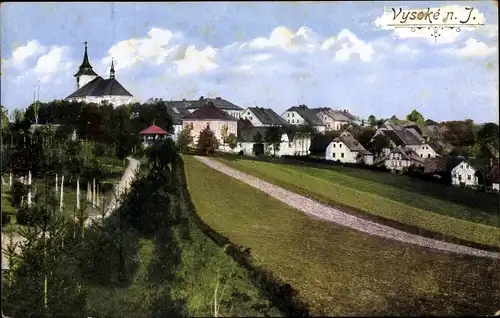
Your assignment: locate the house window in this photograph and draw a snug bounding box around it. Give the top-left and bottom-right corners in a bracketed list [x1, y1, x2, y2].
[459, 175, 462, 181]
[292, 113, 295, 117]
[427, 154, 431, 158]
[332, 153, 336, 158]
[341, 153, 344, 158]
[467, 175, 471, 180]
[333, 144, 336, 148]
[420, 154, 423, 157]
[339, 144, 342, 148]
[249, 116, 253, 120]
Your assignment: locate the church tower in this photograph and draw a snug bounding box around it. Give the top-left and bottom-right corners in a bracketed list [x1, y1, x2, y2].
[109, 58, 115, 79]
[74, 41, 98, 90]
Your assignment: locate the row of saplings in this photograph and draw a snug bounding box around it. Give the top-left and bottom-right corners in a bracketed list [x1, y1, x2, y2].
[5, 168, 114, 227]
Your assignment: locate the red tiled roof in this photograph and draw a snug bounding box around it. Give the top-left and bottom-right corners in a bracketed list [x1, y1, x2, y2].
[139, 125, 168, 135]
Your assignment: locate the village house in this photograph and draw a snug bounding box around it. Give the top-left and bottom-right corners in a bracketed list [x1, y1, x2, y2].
[139, 124, 169, 148]
[489, 163, 500, 191]
[182, 102, 238, 146]
[240, 107, 288, 127]
[451, 160, 479, 187]
[65, 43, 136, 106]
[372, 120, 438, 159]
[236, 125, 310, 157]
[424, 156, 465, 181]
[182, 96, 244, 119]
[281, 105, 326, 133]
[379, 146, 425, 171]
[325, 131, 374, 165]
[311, 108, 351, 131]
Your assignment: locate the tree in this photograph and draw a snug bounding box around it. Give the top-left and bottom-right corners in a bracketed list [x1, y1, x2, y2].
[356, 127, 376, 148]
[146, 139, 177, 172]
[368, 135, 390, 156]
[376, 119, 385, 128]
[226, 133, 237, 150]
[264, 126, 282, 156]
[176, 125, 193, 154]
[390, 115, 398, 121]
[368, 115, 377, 127]
[441, 120, 476, 147]
[220, 124, 229, 149]
[406, 109, 425, 123]
[477, 122, 499, 150]
[1, 105, 9, 131]
[197, 126, 219, 156]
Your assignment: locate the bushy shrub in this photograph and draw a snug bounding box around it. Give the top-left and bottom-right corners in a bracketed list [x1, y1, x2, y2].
[10, 180, 27, 208]
[2, 212, 12, 226]
[92, 143, 106, 157]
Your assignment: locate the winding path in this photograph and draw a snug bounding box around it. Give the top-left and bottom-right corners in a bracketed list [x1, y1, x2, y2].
[194, 156, 500, 260]
[84, 156, 140, 226]
[2, 157, 141, 270]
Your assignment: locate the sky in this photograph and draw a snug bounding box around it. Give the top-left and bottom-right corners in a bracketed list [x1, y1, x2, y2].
[1, 1, 498, 123]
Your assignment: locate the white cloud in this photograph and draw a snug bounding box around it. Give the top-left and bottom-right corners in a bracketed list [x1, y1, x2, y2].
[241, 26, 320, 53]
[175, 45, 219, 75]
[327, 29, 375, 62]
[9, 40, 48, 69]
[15, 46, 73, 84]
[442, 38, 497, 58]
[102, 28, 179, 71]
[394, 43, 421, 57]
[374, 5, 488, 44]
[227, 26, 375, 67]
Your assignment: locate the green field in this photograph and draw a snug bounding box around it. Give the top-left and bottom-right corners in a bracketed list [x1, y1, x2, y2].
[214, 157, 500, 248]
[82, 160, 276, 317]
[183, 156, 500, 316]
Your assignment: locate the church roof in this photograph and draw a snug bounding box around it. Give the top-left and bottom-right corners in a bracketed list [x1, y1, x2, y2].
[74, 42, 98, 77]
[66, 76, 133, 99]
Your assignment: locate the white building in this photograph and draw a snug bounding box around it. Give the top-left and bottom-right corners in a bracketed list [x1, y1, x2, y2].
[281, 105, 326, 133]
[372, 120, 438, 159]
[383, 146, 425, 171]
[65, 42, 136, 106]
[451, 161, 478, 187]
[236, 127, 311, 157]
[311, 108, 350, 131]
[325, 131, 373, 165]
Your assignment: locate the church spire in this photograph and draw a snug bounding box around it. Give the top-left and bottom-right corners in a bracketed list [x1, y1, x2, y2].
[74, 41, 98, 77]
[110, 58, 115, 79]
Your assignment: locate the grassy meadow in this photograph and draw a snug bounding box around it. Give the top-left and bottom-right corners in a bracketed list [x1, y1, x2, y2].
[183, 155, 500, 316]
[214, 156, 500, 248]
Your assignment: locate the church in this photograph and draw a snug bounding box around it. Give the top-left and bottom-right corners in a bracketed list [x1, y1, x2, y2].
[65, 42, 136, 106]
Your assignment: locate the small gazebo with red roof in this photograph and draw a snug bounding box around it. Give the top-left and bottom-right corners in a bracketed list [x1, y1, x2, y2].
[139, 124, 169, 148]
